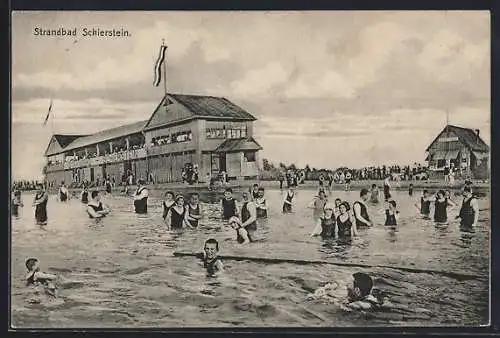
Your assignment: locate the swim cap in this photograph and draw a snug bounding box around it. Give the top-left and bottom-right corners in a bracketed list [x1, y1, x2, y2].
[324, 203, 335, 211]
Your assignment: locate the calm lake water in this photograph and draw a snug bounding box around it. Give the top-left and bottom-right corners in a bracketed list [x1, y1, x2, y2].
[11, 188, 490, 328]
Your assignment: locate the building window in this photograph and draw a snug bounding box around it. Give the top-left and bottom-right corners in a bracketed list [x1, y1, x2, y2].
[205, 125, 248, 139]
[244, 151, 256, 162]
[437, 159, 446, 168]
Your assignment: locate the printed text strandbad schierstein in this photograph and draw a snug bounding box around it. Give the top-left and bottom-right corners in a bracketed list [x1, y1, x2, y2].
[33, 27, 131, 38]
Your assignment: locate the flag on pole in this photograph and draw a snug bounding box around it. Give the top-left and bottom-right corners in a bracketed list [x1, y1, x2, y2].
[153, 44, 167, 87]
[43, 99, 53, 126]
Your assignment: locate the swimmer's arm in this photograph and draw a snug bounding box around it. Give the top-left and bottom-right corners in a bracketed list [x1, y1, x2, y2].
[353, 204, 371, 226]
[310, 220, 322, 237]
[216, 260, 224, 271]
[101, 204, 110, 215]
[35, 271, 57, 280]
[447, 199, 456, 207]
[165, 210, 172, 229]
[351, 218, 358, 236]
[471, 199, 479, 226]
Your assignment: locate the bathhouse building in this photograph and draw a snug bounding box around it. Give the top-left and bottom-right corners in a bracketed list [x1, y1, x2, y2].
[425, 125, 490, 179]
[44, 94, 262, 187]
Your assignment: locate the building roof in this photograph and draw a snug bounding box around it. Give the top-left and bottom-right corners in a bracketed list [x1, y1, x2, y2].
[426, 125, 490, 153]
[44, 134, 88, 156]
[145, 93, 257, 131]
[215, 137, 263, 153]
[46, 120, 147, 155]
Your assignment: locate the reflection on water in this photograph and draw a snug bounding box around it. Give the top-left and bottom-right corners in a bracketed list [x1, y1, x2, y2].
[11, 189, 489, 327]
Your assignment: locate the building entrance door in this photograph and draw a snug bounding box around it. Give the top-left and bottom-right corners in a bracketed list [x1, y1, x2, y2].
[219, 153, 227, 173]
[90, 167, 95, 182]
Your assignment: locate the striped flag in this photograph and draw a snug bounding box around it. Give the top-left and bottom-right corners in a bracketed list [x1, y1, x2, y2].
[153, 44, 167, 87]
[43, 99, 53, 126]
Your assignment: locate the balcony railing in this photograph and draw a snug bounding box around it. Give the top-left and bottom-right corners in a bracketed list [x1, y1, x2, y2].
[48, 148, 148, 170]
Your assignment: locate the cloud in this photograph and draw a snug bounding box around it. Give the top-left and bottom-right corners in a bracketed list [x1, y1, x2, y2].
[230, 62, 290, 98]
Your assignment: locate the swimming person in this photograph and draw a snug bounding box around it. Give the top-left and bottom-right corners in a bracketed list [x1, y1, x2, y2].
[87, 190, 110, 219]
[370, 184, 380, 204]
[353, 189, 373, 228]
[33, 184, 48, 225]
[433, 190, 456, 224]
[58, 182, 69, 202]
[162, 191, 175, 221]
[254, 187, 268, 219]
[202, 238, 224, 277]
[383, 199, 399, 226]
[80, 186, 89, 204]
[133, 179, 148, 214]
[221, 188, 238, 221]
[282, 186, 295, 214]
[383, 175, 391, 201]
[310, 203, 336, 239]
[342, 272, 384, 311]
[12, 189, 23, 218]
[165, 195, 186, 230]
[250, 184, 260, 200]
[336, 202, 358, 239]
[408, 183, 414, 197]
[457, 186, 479, 233]
[185, 193, 202, 228]
[25, 258, 57, 297]
[415, 189, 432, 219]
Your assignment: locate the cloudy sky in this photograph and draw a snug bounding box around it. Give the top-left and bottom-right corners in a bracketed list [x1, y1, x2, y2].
[12, 11, 490, 180]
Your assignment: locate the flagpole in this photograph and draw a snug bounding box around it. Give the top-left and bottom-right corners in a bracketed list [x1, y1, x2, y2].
[162, 39, 168, 102]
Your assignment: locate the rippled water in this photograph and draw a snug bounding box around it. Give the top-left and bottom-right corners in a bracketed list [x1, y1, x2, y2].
[11, 188, 489, 328]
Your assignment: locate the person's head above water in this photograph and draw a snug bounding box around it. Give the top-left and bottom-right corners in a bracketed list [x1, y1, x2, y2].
[360, 188, 369, 201]
[371, 184, 377, 189]
[349, 272, 374, 301]
[25, 257, 39, 272]
[228, 216, 241, 229]
[204, 238, 219, 260]
[324, 203, 335, 217]
[165, 191, 175, 200]
[175, 195, 185, 206]
[318, 190, 326, 199]
[437, 190, 445, 199]
[463, 186, 473, 197]
[190, 193, 199, 205]
[388, 199, 397, 210]
[91, 190, 100, 201]
[242, 191, 250, 201]
[423, 189, 430, 197]
[334, 198, 342, 207]
[224, 188, 233, 199]
[258, 187, 265, 197]
[252, 184, 259, 190]
[339, 201, 350, 214]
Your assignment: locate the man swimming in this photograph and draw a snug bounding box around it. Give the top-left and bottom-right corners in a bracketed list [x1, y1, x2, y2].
[87, 191, 110, 219]
[201, 238, 224, 277]
[25, 258, 57, 297]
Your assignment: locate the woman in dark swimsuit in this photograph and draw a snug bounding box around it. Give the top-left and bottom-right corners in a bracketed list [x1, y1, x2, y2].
[433, 190, 455, 224]
[33, 184, 48, 225]
[165, 195, 186, 230]
[310, 203, 336, 239]
[282, 186, 295, 213]
[336, 202, 357, 239]
[162, 191, 175, 221]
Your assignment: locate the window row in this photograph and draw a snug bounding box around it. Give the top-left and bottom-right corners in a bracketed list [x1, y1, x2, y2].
[206, 126, 248, 139]
[151, 131, 193, 146]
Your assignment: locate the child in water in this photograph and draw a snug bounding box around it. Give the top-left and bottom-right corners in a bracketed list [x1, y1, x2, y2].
[383, 199, 399, 226]
[221, 188, 238, 221]
[12, 190, 24, 217]
[201, 238, 224, 277]
[162, 191, 175, 221]
[254, 187, 268, 219]
[370, 184, 380, 204]
[342, 272, 385, 311]
[25, 258, 57, 297]
[282, 186, 295, 214]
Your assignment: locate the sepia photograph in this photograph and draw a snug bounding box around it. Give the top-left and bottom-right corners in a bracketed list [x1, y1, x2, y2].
[10, 11, 490, 328]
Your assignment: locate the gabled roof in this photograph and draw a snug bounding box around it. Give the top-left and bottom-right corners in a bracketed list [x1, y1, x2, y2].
[145, 93, 257, 131]
[44, 134, 87, 156]
[46, 120, 147, 155]
[215, 137, 262, 153]
[426, 125, 490, 153]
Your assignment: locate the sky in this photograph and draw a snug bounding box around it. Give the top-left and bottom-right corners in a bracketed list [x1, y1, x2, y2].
[11, 11, 490, 180]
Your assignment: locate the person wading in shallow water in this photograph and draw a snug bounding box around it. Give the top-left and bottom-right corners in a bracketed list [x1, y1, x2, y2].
[165, 195, 186, 230]
[184, 193, 202, 229]
[433, 190, 456, 224]
[282, 186, 295, 214]
[221, 188, 238, 221]
[415, 189, 432, 219]
[457, 186, 479, 233]
[353, 189, 373, 229]
[87, 190, 110, 220]
[133, 179, 148, 214]
[80, 185, 89, 204]
[33, 184, 48, 225]
[58, 182, 69, 202]
[12, 189, 24, 218]
[162, 191, 175, 222]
